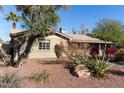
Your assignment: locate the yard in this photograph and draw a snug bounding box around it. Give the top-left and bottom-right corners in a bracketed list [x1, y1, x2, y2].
[0, 58, 124, 88]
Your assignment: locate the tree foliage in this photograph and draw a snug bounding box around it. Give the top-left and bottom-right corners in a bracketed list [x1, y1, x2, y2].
[0, 6, 3, 11]
[5, 12, 21, 28]
[91, 18, 124, 44]
[79, 24, 88, 35]
[11, 5, 68, 65]
[16, 5, 68, 37]
[72, 27, 77, 34]
[5, 12, 20, 22]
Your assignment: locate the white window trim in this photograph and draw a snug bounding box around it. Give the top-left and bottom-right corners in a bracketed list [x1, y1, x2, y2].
[38, 39, 50, 50]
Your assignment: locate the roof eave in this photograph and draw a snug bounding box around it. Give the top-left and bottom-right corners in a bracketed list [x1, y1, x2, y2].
[69, 40, 112, 44]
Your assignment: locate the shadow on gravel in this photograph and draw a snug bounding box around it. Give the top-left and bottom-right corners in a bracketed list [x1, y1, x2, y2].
[110, 60, 124, 66]
[64, 63, 75, 76]
[39, 60, 72, 64]
[109, 70, 124, 76]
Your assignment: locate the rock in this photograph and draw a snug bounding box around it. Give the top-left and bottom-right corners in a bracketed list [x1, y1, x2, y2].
[73, 65, 90, 79]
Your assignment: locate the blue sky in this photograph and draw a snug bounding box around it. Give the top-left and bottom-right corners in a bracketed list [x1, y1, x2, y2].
[1, 5, 124, 41]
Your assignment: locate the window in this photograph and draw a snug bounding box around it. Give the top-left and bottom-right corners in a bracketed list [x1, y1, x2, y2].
[39, 39, 50, 50]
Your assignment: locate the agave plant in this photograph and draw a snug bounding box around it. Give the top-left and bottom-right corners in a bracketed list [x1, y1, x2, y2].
[87, 58, 111, 78]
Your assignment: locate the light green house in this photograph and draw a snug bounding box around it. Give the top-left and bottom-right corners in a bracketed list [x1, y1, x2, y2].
[9, 28, 112, 61]
[10, 29, 70, 61]
[28, 33, 69, 58]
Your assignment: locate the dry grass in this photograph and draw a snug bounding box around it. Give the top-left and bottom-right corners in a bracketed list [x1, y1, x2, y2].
[0, 71, 22, 88]
[29, 69, 50, 84]
[0, 64, 6, 68]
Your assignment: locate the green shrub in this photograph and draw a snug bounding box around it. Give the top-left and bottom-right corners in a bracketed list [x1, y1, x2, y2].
[119, 48, 124, 52]
[0, 50, 4, 57]
[54, 44, 64, 58]
[29, 70, 50, 84]
[1, 44, 10, 55]
[0, 64, 6, 68]
[87, 58, 110, 78]
[0, 72, 21, 88]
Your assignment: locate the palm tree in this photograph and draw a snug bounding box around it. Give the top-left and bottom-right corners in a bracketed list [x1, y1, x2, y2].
[0, 6, 2, 11]
[5, 12, 20, 29]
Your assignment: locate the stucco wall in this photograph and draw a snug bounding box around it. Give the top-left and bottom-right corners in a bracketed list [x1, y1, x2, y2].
[28, 34, 68, 58]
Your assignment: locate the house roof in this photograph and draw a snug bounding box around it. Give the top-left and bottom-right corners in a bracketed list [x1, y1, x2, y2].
[10, 28, 112, 44]
[10, 29, 23, 34]
[10, 28, 54, 37]
[54, 32, 71, 40]
[10, 29, 26, 37]
[68, 34, 112, 44]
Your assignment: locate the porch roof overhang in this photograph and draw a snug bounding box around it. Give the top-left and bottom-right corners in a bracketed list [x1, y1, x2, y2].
[69, 40, 102, 43]
[69, 40, 113, 44]
[68, 34, 113, 44]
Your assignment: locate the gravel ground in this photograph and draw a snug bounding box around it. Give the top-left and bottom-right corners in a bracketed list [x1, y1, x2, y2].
[0, 59, 124, 88]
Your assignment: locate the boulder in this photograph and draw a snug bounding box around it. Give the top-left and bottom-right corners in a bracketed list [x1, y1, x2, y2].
[73, 65, 90, 79]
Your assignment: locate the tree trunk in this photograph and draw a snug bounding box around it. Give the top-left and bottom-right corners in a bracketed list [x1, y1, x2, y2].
[16, 36, 36, 66]
[13, 22, 16, 29]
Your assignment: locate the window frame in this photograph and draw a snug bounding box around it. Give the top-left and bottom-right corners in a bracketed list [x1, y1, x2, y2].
[38, 39, 50, 50]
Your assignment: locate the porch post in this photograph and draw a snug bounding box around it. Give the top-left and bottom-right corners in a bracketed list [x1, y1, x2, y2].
[87, 43, 90, 55]
[99, 43, 102, 57]
[84, 43, 87, 55]
[76, 43, 78, 50]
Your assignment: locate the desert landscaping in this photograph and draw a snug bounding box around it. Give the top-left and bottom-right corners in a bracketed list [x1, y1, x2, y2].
[1, 5, 124, 88]
[0, 58, 124, 88]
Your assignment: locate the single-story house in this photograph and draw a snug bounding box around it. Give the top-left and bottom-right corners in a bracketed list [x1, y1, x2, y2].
[9, 28, 112, 61]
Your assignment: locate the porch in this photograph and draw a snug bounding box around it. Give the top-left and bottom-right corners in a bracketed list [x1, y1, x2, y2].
[68, 42, 109, 56]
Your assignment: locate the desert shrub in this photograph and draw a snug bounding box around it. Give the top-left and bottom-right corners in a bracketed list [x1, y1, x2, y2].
[87, 58, 110, 78]
[0, 64, 6, 68]
[1, 44, 11, 55]
[0, 72, 21, 88]
[54, 44, 64, 58]
[0, 50, 4, 57]
[0, 48, 11, 65]
[74, 55, 89, 66]
[29, 70, 50, 83]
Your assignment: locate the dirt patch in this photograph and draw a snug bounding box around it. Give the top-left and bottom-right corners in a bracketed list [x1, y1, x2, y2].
[0, 59, 124, 88]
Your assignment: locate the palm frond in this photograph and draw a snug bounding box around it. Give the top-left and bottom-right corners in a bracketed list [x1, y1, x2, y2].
[5, 12, 21, 22]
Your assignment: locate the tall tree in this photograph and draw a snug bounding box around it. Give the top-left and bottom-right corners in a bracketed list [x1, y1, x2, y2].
[0, 6, 3, 45]
[5, 12, 21, 29]
[0, 6, 2, 11]
[12, 5, 68, 65]
[16, 5, 69, 37]
[79, 24, 88, 35]
[91, 18, 124, 44]
[72, 27, 77, 34]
